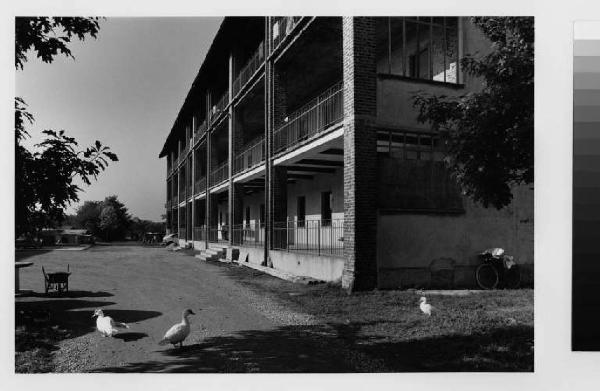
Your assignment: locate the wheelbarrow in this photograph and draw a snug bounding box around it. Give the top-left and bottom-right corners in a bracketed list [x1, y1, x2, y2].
[42, 265, 71, 294]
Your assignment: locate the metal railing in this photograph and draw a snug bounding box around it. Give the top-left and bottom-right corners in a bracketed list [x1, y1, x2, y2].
[194, 176, 207, 194]
[272, 218, 344, 257]
[232, 42, 264, 96]
[233, 137, 265, 175]
[210, 161, 229, 187]
[212, 91, 229, 121]
[194, 119, 208, 141]
[274, 81, 343, 154]
[208, 226, 229, 243]
[231, 222, 265, 247]
[193, 226, 206, 241]
[272, 17, 302, 51]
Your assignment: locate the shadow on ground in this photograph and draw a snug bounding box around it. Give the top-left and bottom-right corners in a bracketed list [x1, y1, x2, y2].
[18, 290, 114, 299]
[95, 322, 533, 373]
[15, 293, 163, 373]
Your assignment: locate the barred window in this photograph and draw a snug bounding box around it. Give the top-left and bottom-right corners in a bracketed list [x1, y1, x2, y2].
[377, 17, 460, 84]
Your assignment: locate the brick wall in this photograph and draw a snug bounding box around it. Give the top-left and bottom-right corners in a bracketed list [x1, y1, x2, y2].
[341, 17, 378, 292]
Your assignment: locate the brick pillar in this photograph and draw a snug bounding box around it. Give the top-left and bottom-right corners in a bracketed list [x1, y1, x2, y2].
[342, 17, 378, 292]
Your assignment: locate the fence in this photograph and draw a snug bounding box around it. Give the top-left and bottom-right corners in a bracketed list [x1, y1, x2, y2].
[208, 226, 229, 243]
[232, 42, 264, 96]
[193, 226, 206, 241]
[273, 81, 343, 154]
[194, 176, 207, 194]
[272, 17, 302, 50]
[210, 161, 229, 187]
[272, 218, 344, 257]
[231, 222, 265, 247]
[194, 119, 208, 141]
[212, 91, 229, 121]
[233, 137, 265, 175]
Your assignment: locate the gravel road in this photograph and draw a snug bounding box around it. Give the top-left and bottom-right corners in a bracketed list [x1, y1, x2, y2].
[16, 245, 365, 372]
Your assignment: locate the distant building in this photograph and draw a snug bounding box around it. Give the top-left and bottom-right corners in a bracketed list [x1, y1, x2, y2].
[159, 17, 533, 290]
[40, 228, 94, 246]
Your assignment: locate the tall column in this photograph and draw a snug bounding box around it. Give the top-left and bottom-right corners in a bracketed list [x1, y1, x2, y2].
[204, 92, 212, 249]
[227, 52, 236, 247]
[266, 49, 289, 264]
[191, 117, 196, 243]
[341, 17, 378, 292]
[264, 17, 273, 266]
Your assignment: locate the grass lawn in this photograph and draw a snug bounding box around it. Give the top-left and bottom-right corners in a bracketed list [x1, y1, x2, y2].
[220, 264, 534, 371]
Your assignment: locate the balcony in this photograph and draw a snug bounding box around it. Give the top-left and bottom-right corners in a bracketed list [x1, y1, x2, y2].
[272, 17, 302, 51]
[232, 42, 265, 97]
[194, 176, 207, 194]
[272, 218, 344, 257]
[194, 119, 208, 141]
[211, 92, 229, 123]
[233, 137, 265, 175]
[231, 222, 265, 247]
[210, 161, 229, 187]
[273, 81, 343, 154]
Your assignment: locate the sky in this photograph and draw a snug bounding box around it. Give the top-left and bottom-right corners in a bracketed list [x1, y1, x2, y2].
[15, 17, 223, 221]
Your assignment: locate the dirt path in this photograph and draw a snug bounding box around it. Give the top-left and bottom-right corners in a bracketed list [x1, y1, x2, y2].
[16, 245, 359, 372]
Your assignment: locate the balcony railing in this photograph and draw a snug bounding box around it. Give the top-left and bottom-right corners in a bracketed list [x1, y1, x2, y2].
[194, 119, 208, 141]
[232, 42, 265, 97]
[272, 17, 302, 51]
[208, 225, 229, 243]
[212, 92, 229, 122]
[233, 137, 265, 175]
[272, 218, 344, 257]
[194, 176, 207, 194]
[273, 81, 343, 154]
[210, 161, 229, 187]
[231, 222, 265, 248]
[193, 226, 206, 241]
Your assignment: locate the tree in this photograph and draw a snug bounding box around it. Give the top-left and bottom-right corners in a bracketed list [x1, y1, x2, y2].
[15, 17, 118, 237]
[15, 17, 101, 70]
[74, 201, 103, 234]
[413, 17, 533, 209]
[97, 196, 131, 241]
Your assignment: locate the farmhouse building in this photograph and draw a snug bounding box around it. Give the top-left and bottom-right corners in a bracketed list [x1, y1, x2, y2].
[159, 17, 533, 290]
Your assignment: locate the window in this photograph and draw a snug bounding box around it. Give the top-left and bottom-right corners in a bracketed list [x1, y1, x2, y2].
[297, 196, 306, 227]
[377, 17, 460, 84]
[321, 192, 332, 226]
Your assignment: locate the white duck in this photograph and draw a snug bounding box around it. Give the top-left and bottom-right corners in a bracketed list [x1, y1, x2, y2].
[419, 296, 434, 316]
[92, 309, 129, 337]
[159, 309, 196, 348]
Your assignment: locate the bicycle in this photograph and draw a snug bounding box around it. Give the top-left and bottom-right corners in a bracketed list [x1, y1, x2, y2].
[475, 248, 521, 290]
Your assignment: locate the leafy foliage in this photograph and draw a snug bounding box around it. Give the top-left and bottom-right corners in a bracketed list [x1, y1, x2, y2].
[15, 16, 117, 237]
[413, 17, 533, 209]
[15, 17, 101, 69]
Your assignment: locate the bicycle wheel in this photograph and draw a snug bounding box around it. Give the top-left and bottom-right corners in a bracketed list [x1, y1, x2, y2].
[503, 265, 521, 289]
[476, 263, 499, 289]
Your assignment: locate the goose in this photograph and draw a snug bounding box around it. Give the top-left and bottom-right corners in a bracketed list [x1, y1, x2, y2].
[92, 309, 129, 337]
[419, 296, 434, 316]
[159, 309, 196, 348]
